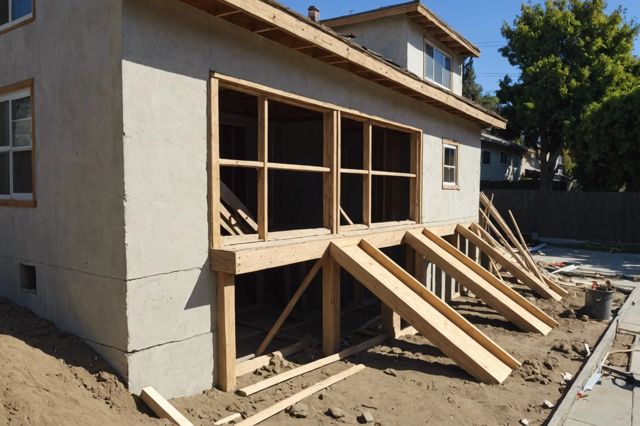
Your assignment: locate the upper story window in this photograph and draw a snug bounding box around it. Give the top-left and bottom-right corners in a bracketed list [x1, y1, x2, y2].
[425, 42, 452, 90]
[0, 0, 33, 33]
[500, 152, 508, 164]
[0, 80, 34, 205]
[482, 150, 491, 165]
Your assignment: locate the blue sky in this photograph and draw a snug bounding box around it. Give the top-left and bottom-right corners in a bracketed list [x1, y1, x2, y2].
[279, 1, 640, 95]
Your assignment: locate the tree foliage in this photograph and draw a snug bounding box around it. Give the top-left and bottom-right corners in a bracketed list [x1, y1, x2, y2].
[462, 58, 501, 112]
[574, 87, 640, 191]
[497, 0, 639, 190]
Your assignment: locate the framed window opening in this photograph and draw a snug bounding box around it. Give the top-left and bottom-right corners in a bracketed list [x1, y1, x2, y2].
[500, 151, 508, 164]
[425, 41, 452, 90]
[482, 150, 491, 165]
[210, 73, 422, 248]
[0, 79, 35, 207]
[0, 0, 34, 35]
[442, 140, 458, 190]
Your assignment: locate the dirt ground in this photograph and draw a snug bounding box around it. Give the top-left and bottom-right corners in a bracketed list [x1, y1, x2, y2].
[0, 285, 626, 426]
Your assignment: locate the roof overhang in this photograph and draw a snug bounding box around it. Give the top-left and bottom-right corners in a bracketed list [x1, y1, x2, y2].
[322, 1, 481, 58]
[177, 0, 506, 129]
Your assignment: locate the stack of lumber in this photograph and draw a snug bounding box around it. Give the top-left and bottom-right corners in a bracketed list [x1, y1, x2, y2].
[469, 192, 568, 301]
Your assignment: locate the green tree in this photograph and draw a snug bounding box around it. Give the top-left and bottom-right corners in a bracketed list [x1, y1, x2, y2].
[462, 58, 501, 112]
[497, 0, 638, 190]
[574, 86, 640, 191]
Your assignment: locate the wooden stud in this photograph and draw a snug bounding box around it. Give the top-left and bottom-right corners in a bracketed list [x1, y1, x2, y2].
[323, 111, 339, 233]
[322, 255, 341, 356]
[216, 272, 236, 392]
[409, 132, 422, 222]
[380, 303, 401, 339]
[257, 96, 268, 241]
[209, 77, 222, 248]
[362, 121, 372, 227]
[255, 258, 323, 356]
[140, 387, 194, 426]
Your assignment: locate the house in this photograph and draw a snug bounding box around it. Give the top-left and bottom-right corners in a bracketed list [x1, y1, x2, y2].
[480, 132, 527, 182]
[0, 0, 507, 399]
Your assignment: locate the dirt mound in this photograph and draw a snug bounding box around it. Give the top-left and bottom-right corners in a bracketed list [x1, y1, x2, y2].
[0, 297, 165, 426]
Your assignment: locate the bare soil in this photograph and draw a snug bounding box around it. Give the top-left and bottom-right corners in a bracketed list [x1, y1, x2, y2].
[0, 286, 626, 426]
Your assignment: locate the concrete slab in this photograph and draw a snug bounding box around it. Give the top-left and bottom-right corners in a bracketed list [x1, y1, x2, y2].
[566, 376, 634, 426]
[533, 246, 640, 279]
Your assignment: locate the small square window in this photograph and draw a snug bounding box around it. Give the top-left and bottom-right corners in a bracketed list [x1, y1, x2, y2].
[19, 263, 36, 293]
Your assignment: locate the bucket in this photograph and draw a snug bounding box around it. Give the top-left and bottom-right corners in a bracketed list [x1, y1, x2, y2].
[584, 288, 615, 320]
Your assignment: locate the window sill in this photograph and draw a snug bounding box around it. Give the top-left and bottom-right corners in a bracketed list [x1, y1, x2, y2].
[442, 183, 459, 191]
[0, 199, 37, 208]
[0, 14, 35, 36]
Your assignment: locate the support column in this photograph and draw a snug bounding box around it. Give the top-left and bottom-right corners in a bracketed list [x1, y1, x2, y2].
[322, 255, 340, 356]
[380, 304, 401, 339]
[216, 272, 236, 392]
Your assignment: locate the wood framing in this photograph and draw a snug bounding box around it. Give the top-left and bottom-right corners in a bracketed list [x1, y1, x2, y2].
[323, 111, 339, 234]
[216, 272, 236, 391]
[0, 79, 37, 208]
[180, 1, 505, 128]
[362, 122, 372, 226]
[322, 255, 341, 355]
[257, 95, 268, 240]
[140, 387, 194, 426]
[209, 77, 221, 247]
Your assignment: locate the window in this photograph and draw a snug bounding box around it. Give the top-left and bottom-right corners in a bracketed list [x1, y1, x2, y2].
[443, 141, 458, 189]
[19, 263, 36, 293]
[0, 0, 33, 33]
[425, 42, 452, 89]
[500, 152, 508, 164]
[0, 80, 34, 206]
[482, 150, 491, 165]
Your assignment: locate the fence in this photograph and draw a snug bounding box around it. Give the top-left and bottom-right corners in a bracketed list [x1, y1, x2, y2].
[485, 190, 640, 243]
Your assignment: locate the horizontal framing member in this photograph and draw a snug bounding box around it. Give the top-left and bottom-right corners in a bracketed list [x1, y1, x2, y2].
[211, 222, 468, 274]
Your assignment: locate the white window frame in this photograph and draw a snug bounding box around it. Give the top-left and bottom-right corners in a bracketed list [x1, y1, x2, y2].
[0, 0, 33, 33]
[0, 87, 33, 202]
[424, 41, 453, 91]
[442, 141, 458, 189]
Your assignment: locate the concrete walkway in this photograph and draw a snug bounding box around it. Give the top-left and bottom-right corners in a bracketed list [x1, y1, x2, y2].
[533, 246, 640, 279]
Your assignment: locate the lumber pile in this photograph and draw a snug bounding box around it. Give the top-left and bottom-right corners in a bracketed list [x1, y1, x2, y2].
[470, 192, 567, 300]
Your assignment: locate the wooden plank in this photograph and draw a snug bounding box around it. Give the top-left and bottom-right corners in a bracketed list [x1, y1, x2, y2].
[359, 240, 521, 367]
[239, 334, 386, 396]
[460, 224, 562, 300]
[405, 230, 554, 334]
[236, 337, 311, 377]
[210, 77, 222, 248]
[211, 222, 469, 274]
[340, 206, 355, 226]
[255, 259, 322, 356]
[478, 208, 530, 272]
[421, 229, 558, 329]
[409, 132, 422, 222]
[219, 159, 264, 168]
[380, 304, 401, 339]
[140, 386, 194, 426]
[257, 96, 268, 240]
[322, 255, 341, 355]
[213, 413, 242, 425]
[268, 162, 330, 173]
[236, 364, 365, 426]
[217, 272, 236, 391]
[323, 111, 339, 234]
[330, 242, 514, 384]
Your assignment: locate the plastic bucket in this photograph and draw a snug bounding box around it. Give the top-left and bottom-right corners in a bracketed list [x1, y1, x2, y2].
[584, 288, 615, 320]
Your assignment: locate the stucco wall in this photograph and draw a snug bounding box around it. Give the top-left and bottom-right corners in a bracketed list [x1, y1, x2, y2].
[480, 145, 523, 182]
[121, 0, 482, 397]
[0, 0, 127, 367]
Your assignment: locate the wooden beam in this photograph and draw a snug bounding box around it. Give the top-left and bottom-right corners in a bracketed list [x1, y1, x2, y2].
[220, 182, 258, 232]
[322, 255, 341, 356]
[217, 272, 236, 391]
[209, 77, 222, 249]
[236, 365, 365, 426]
[340, 206, 355, 226]
[323, 111, 339, 233]
[257, 96, 268, 241]
[362, 121, 372, 227]
[239, 334, 386, 396]
[140, 387, 194, 426]
[236, 337, 311, 377]
[460, 224, 561, 300]
[255, 259, 323, 356]
[211, 222, 470, 274]
[380, 304, 401, 339]
[409, 132, 422, 222]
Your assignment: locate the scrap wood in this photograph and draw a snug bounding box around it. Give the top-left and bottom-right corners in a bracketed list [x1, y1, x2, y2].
[238, 334, 387, 396]
[213, 413, 242, 425]
[236, 364, 365, 426]
[140, 386, 193, 426]
[236, 336, 312, 377]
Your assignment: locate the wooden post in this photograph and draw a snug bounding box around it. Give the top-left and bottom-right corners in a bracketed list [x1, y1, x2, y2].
[323, 111, 339, 233]
[257, 96, 268, 240]
[209, 77, 221, 249]
[322, 255, 340, 355]
[362, 121, 372, 226]
[380, 304, 401, 339]
[216, 272, 236, 392]
[410, 132, 422, 222]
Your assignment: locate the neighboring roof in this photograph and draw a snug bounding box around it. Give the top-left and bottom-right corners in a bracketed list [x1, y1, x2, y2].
[178, 0, 506, 129]
[481, 133, 527, 153]
[322, 1, 480, 58]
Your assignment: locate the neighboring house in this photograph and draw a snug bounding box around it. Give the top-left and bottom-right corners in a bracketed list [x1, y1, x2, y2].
[0, 0, 505, 399]
[480, 132, 527, 182]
